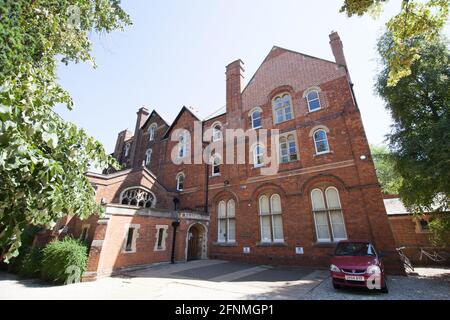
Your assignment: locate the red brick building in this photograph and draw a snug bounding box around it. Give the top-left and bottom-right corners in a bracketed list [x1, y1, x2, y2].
[61, 31, 403, 280]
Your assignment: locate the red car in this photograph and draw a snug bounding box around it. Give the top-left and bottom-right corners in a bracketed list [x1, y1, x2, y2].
[330, 240, 388, 293]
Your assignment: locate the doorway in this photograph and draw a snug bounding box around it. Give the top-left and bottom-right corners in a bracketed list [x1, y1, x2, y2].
[186, 223, 206, 261]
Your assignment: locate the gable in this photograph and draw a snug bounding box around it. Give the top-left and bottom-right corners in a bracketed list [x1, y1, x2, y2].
[163, 106, 201, 139]
[242, 47, 347, 112]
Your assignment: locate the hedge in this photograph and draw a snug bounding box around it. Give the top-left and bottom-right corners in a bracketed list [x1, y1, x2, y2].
[41, 238, 88, 284]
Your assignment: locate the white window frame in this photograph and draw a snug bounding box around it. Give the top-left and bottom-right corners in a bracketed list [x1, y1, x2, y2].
[306, 90, 321, 112]
[253, 144, 265, 168]
[177, 131, 188, 159]
[123, 143, 130, 157]
[272, 93, 294, 124]
[311, 187, 347, 243]
[145, 148, 152, 166]
[313, 129, 330, 155]
[212, 122, 222, 142]
[176, 172, 185, 191]
[250, 108, 262, 129]
[217, 200, 236, 243]
[211, 155, 221, 176]
[148, 123, 157, 141]
[279, 133, 299, 163]
[258, 194, 284, 243]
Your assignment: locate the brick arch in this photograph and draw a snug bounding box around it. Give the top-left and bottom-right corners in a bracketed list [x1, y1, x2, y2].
[211, 189, 240, 207]
[267, 85, 295, 101]
[250, 182, 288, 202]
[299, 173, 349, 196]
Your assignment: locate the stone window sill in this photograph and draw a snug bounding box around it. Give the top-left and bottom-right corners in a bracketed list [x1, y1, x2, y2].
[313, 242, 338, 248]
[256, 242, 287, 247]
[314, 151, 333, 157]
[213, 242, 238, 247]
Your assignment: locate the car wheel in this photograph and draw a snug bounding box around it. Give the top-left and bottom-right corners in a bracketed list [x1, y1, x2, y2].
[333, 283, 341, 290]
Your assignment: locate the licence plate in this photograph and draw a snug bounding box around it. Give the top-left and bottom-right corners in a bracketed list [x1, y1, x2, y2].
[345, 275, 365, 281]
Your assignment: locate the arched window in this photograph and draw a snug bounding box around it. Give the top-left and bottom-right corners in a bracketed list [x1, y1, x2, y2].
[253, 144, 264, 168]
[148, 123, 157, 141]
[251, 109, 262, 129]
[212, 123, 222, 142]
[176, 173, 185, 191]
[145, 149, 152, 166]
[120, 187, 156, 208]
[313, 129, 330, 154]
[279, 134, 298, 163]
[218, 199, 236, 243]
[212, 155, 221, 176]
[306, 90, 321, 112]
[272, 93, 293, 124]
[123, 142, 130, 157]
[311, 187, 347, 242]
[259, 194, 284, 243]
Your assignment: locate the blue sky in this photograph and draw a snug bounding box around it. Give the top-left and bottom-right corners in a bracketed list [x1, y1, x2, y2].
[56, 0, 450, 153]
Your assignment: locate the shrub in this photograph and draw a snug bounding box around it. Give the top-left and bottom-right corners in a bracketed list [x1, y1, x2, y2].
[19, 246, 43, 278]
[41, 238, 88, 285]
[8, 225, 43, 273]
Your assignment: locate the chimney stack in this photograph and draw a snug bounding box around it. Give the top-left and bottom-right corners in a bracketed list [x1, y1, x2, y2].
[329, 31, 347, 68]
[225, 59, 244, 114]
[130, 106, 149, 167]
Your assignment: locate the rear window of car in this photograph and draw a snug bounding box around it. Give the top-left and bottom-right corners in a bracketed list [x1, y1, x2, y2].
[335, 242, 376, 256]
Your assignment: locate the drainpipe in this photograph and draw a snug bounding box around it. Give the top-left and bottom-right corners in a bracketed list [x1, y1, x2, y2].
[170, 220, 180, 264]
[204, 162, 209, 214]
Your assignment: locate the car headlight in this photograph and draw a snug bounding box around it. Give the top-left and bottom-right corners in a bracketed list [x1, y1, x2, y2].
[367, 265, 381, 274]
[330, 264, 341, 272]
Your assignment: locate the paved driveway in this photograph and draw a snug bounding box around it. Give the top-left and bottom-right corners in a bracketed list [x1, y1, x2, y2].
[0, 260, 449, 300]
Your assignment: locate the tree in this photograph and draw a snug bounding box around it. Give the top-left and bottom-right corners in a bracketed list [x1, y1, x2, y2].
[0, 1, 131, 261]
[376, 32, 450, 246]
[370, 144, 402, 194]
[341, 0, 449, 86]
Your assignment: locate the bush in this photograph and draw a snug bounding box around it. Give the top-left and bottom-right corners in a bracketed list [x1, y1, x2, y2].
[41, 238, 88, 285]
[19, 246, 43, 278]
[8, 225, 43, 273]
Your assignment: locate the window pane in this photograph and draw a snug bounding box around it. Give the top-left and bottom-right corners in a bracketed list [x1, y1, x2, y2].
[218, 201, 226, 218]
[314, 212, 330, 241]
[284, 108, 292, 120]
[270, 194, 282, 214]
[311, 189, 326, 210]
[309, 99, 321, 111]
[307, 91, 319, 101]
[228, 219, 236, 241]
[330, 210, 347, 240]
[260, 215, 271, 242]
[314, 130, 326, 141]
[276, 110, 284, 123]
[259, 196, 269, 214]
[272, 214, 284, 241]
[315, 140, 329, 153]
[326, 188, 341, 209]
[218, 219, 227, 242]
[227, 200, 235, 218]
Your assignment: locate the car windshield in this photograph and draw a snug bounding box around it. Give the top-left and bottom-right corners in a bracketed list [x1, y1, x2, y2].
[335, 242, 376, 256]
